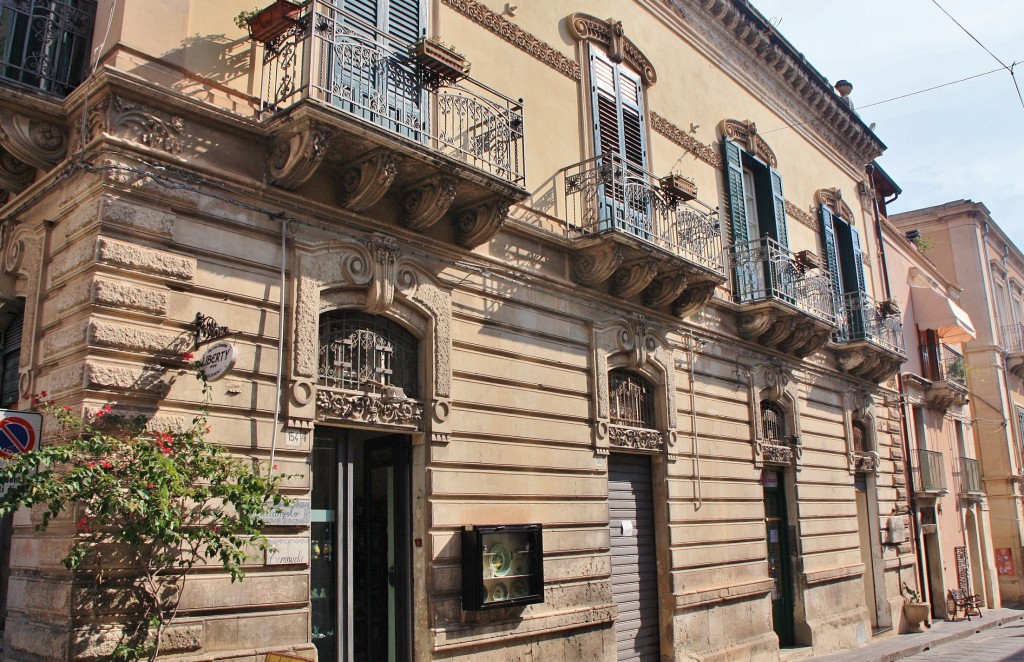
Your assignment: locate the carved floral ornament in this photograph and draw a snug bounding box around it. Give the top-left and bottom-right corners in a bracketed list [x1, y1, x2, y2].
[718, 119, 777, 168]
[567, 13, 657, 85]
[817, 187, 854, 221]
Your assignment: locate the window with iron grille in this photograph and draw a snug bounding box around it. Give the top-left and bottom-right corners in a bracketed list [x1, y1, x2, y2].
[0, 0, 96, 97]
[761, 400, 786, 444]
[852, 420, 867, 454]
[318, 310, 419, 398]
[608, 369, 654, 429]
[0, 310, 21, 408]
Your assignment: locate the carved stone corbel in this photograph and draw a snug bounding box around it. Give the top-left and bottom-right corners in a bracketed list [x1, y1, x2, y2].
[793, 328, 831, 357]
[454, 198, 510, 248]
[758, 316, 797, 347]
[362, 233, 400, 314]
[572, 243, 622, 285]
[0, 111, 67, 170]
[612, 258, 658, 298]
[643, 271, 687, 309]
[737, 309, 776, 340]
[0, 148, 35, 193]
[777, 322, 812, 354]
[672, 281, 717, 318]
[402, 177, 457, 231]
[340, 150, 397, 212]
[267, 120, 331, 190]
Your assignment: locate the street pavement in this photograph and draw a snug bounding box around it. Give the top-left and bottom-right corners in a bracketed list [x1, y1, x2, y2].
[810, 606, 1024, 661]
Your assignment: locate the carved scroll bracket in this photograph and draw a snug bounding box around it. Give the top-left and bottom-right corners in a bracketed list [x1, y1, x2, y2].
[718, 119, 777, 168]
[0, 110, 67, 170]
[573, 243, 622, 286]
[0, 148, 35, 193]
[340, 150, 397, 212]
[644, 271, 688, 309]
[817, 187, 854, 220]
[673, 281, 717, 318]
[454, 198, 511, 248]
[402, 176, 457, 231]
[612, 258, 659, 298]
[567, 12, 657, 85]
[267, 120, 331, 190]
[362, 233, 400, 314]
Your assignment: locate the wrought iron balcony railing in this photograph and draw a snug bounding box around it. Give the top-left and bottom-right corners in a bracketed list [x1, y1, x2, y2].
[912, 448, 946, 494]
[259, 1, 524, 184]
[923, 343, 968, 385]
[0, 0, 95, 97]
[558, 153, 724, 276]
[727, 236, 837, 325]
[1001, 323, 1024, 353]
[836, 291, 905, 355]
[957, 457, 983, 496]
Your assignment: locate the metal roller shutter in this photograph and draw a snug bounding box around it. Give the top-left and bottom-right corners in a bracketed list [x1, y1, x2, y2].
[609, 453, 659, 662]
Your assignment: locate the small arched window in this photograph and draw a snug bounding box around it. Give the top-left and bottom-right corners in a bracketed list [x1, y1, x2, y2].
[761, 400, 787, 444]
[609, 369, 654, 429]
[318, 310, 419, 398]
[853, 420, 868, 454]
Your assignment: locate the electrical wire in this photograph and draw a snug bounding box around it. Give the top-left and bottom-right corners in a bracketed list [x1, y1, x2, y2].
[760, 61, 1017, 135]
[929, 0, 1024, 112]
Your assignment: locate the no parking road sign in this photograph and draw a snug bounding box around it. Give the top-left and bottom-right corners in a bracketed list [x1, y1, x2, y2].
[0, 410, 42, 459]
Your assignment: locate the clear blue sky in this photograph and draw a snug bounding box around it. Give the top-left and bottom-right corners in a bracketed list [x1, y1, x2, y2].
[751, 0, 1023, 249]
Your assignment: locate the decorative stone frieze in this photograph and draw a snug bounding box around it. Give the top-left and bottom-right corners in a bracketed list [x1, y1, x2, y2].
[441, 0, 581, 81]
[0, 109, 67, 170]
[784, 200, 817, 231]
[567, 13, 657, 84]
[853, 453, 879, 473]
[340, 150, 397, 212]
[267, 119, 331, 189]
[88, 94, 185, 154]
[96, 237, 196, 281]
[315, 387, 423, 429]
[92, 278, 169, 315]
[609, 424, 663, 452]
[761, 443, 793, 466]
[650, 112, 722, 168]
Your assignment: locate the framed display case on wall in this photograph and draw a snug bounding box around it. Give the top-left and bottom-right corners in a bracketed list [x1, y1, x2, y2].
[461, 524, 544, 610]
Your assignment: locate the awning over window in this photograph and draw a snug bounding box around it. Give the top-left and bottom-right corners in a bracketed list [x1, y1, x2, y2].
[910, 285, 976, 343]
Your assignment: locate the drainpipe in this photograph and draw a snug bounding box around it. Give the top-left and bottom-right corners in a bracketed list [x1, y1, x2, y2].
[866, 164, 927, 600]
[268, 214, 287, 477]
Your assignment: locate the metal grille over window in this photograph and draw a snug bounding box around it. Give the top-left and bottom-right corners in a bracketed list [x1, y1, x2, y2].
[318, 311, 418, 399]
[853, 420, 866, 454]
[0, 0, 96, 97]
[761, 401, 786, 444]
[609, 370, 654, 429]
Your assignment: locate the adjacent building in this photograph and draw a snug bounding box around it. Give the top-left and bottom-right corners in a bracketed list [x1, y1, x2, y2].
[0, 0, 930, 659]
[891, 201, 1024, 604]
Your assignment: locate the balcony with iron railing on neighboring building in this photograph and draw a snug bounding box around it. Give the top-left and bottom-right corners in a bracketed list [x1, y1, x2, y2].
[957, 457, 984, 498]
[911, 448, 947, 495]
[255, 1, 526, 248]
[556, 153, 727, 316]
[725, 237, 837, 357]
[834, 291, 907, 383]
[1002, 324, 1024, 378]
[0, 0, 96, 98]
[921, 342, 969, 410]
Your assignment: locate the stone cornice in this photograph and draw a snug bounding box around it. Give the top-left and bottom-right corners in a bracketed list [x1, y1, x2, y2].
[658, 0, 885, 167]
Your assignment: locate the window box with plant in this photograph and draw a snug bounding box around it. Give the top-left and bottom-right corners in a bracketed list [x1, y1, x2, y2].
[878, 298, 901, 318]
[659, 173, 698, 202]
[235, 0, 304, 45]
[408, 37, 471, 85]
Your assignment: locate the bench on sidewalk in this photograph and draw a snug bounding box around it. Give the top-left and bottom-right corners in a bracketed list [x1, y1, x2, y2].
[948, 588, 983, 621]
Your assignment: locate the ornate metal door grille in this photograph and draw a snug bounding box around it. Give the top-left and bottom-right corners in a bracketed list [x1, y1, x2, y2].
[853, 420, 866, 454]
[761, 400, 786, 444]
[318, 311, 418, 398]
[609, 370, 654, 429]
[0, 0, 96, 96]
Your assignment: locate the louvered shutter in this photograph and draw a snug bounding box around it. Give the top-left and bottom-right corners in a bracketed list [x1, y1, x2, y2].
[590, 51, 646, 170]
[342, 0, 379, 29]
[848, 224, 866, 294]
[619, 69, 646, 170]
[386, 0, 420, 44]
[723, 138, 748, 246]
[820, 205, 842, 301]
[0, 312, 22, 407]
[769, 167, 788, 249]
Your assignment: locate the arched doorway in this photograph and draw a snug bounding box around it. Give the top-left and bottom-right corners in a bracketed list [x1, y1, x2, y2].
[761, 400, 795, 646]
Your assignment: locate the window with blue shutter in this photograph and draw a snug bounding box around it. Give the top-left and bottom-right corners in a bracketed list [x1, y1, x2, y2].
[590, 50, 649, 235]
[821, 205, 867, 338]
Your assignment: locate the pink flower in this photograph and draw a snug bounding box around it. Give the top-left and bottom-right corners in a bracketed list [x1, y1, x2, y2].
[101, 461, 113, 469]
[272, 464, 278, 471]
[39, 390, 47, 398]
[63, 406, 72, 413]
[183, 352, 195, 361]
[76, 517, 89, 532]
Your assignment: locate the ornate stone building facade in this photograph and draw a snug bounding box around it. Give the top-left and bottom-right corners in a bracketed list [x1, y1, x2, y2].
[0, 0, 920, 659]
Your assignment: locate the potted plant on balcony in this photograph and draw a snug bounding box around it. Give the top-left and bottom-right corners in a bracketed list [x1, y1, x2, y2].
[235, 0, 304, 45]
[659, 173, 698, 202]
[408, 37, 471, 86]
[878, 298, 901, 318]
[902, 582, 930, 633]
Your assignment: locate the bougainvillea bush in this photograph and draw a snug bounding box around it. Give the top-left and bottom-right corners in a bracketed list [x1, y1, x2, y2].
[0, 377, 287, 660]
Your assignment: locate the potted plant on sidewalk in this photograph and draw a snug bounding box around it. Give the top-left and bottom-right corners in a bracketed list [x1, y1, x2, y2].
[902, 582, 930, 633]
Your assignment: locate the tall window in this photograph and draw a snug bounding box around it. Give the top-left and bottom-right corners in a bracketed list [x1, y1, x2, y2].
[723, 137, 788, 249]
[993, 275, 1008, 334]
[820, 205, 866, 300]
[852, 420, 867, 455]
[590, 50, 646, 171]
[0, 311, 22, 408]
[761, 400, 787, 445]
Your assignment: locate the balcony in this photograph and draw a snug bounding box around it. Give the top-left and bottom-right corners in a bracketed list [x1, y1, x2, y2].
[0, 0, 95, 98]
[1002, 324, 1024, 378]
[257, 1, 526, 247]
[957, 457, 984, 498]
[726, 237, 837, 357]
[557, 153, 726, 315]
[922, 343, 969, 410]
[911, 449, 947, 495]
[834, 292, 907, 383]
